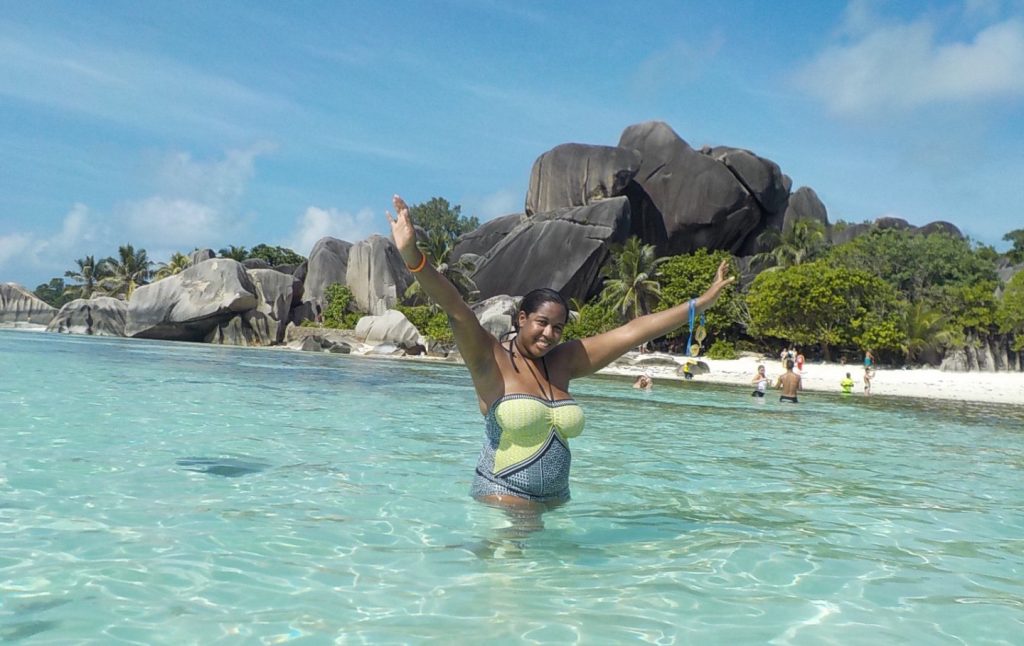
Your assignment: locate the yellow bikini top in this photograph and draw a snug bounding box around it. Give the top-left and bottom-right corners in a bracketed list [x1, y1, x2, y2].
[488, 394, 585, 474]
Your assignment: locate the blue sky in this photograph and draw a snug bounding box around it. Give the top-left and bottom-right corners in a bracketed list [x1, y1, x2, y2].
[2, 0, 1023, 288]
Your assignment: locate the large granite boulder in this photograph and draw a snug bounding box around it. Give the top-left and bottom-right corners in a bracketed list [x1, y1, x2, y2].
[525, 143, 642, 216]
[472, 294, 519, 341]
[450, 213, 524, 263]
[241, 258, 271, 270]
[303, 237, 352, 309]
[205, 311, 274, 346]
[125, 259, 258, 341]
[247, 268, 302, 344]
[47, 297, 127, 336]
[471, 197, 631, 302]
[345, 235, 413, 315]
[355, 309, 424, 348]
[0, 283, 56, 326]
[618, 121, 766, 255]
[189, 248, 215, 265]
[783, 186, 828, 230]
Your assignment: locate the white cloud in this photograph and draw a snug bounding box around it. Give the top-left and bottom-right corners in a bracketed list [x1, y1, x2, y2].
[796, 17, 1024, 116]
[0, 204, 103, 286]
[283, 206, 378, 255]
[464, 188, 522, 221]
[118, 145, 271, 250]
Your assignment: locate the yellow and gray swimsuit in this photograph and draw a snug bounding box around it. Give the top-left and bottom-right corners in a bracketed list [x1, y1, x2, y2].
[471, 394, 585, 502]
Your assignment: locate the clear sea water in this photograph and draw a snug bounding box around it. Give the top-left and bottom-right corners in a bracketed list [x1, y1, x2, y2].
[1, 329, 1023, 645]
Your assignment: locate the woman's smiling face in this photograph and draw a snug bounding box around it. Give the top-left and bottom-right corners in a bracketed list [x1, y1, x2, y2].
[516, 302, 567, 358]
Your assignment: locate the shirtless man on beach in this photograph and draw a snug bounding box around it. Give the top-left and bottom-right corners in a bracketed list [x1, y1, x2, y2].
[775, 359, 802, 403]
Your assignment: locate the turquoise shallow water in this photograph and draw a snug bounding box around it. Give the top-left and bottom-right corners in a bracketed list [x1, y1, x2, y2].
[1, 330, 1023, 644]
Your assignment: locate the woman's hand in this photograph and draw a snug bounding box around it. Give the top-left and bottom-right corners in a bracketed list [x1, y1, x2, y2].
[699, 260, 736, 308]
[386, 194, 424, 268]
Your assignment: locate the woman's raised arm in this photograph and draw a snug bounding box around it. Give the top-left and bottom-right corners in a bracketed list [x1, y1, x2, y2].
[563, 260, 735, 379]
[386, 195, 497, 372]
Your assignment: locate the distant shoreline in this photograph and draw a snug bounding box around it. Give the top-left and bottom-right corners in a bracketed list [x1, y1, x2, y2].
[5, 326, 1022, 407]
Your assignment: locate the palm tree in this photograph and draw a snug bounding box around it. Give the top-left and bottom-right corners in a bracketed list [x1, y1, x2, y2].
[218, 245, 249, 261]
[599, 236, 666, 321]
[154, 252, 192, 280]
[902, 301, 952, 364]
[99, 244, 153, 300]
[64, 255, 104, 300]
[753, 219, 828, 270]
[405, 235, 480, 307]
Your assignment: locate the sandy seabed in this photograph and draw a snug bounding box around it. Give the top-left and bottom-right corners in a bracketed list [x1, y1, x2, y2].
[599, 352, 1024, 406]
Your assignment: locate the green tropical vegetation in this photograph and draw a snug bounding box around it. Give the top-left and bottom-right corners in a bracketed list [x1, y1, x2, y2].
[997, 271, 1024, 351]
[98, 244, 153, 300]
[321, 284, 363, 329]
[63, 255, 102, 300]
[655, 249, 741, 340]
[408, 197, 480, 247]
[599, 236, 667, 321]
[1003, 229, 1024, 264]
[753, 219, 828, 269]
[248, 244, 305, 266]
[154, 252, 192, 280]
[396, 305, 453, 343]
[218, 245, 249, 261]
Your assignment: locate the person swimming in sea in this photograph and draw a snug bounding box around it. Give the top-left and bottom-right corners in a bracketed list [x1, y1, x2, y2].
[387, 194, 734, 509]
[751, 364, 768, 398]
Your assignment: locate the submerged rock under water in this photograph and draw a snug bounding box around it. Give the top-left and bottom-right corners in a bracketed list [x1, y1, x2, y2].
[176, 457, 270, 478]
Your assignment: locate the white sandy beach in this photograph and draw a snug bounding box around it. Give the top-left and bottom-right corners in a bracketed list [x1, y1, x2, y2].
[598, 352, 1024, 406]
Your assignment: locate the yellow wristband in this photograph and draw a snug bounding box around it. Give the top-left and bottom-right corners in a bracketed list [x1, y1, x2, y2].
[407, 252, 427, 273]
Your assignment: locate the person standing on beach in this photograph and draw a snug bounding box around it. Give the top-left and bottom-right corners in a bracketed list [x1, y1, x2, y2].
[387, 194, 734, 509]
[775, 359, 801, 403]
[863, 366, 873, 395]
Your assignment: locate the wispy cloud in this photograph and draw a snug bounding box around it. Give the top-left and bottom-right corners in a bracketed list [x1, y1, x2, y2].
[283, 206, 378, 255]
[631, 35, 724, 96]
[0, 204, 102, 285]
[0, 28, 297, 140]
[117, 146, 271, 250]
[463, 188, 521, 221]
[796, 14, 1024, 116]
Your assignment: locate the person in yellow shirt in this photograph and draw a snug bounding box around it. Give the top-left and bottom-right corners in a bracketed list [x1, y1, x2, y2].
[840, 372, 855, 394]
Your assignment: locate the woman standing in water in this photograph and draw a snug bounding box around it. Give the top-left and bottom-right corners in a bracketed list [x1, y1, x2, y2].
[387, 194, 734, 509]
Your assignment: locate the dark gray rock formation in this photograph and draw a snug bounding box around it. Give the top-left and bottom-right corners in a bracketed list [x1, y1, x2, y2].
[471, 197, 631, 302]
[248, 268, 302, 344]
[206, 312, 270, 346]
[0, 283, 57, 326]
[47, 297, 127, 336]
[618, 122, 768, 255]
[783, 186, 828, 230]
[302, 237, 352, 309]
[125, 258, 258, 341]
[345, 235, 413, 315]
[525, 143, 641, 216]
[451, 213, 524, 263]
[241, 258, 271, 270]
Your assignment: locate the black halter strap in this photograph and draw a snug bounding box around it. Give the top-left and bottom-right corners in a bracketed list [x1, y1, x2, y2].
[508, 339, 554, 402]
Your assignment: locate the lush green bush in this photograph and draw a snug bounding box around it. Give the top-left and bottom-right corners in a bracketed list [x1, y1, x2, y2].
[997, 271, 1024, 350]
[322, 284, 362, 329]
[563, 299, 619, 341]
[248, 244, 305, 266]
[705, 338, 737, 359]
[396, 304, 453, 343]
[655, 249, 742, 339]
[746, 260, 904, 359]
